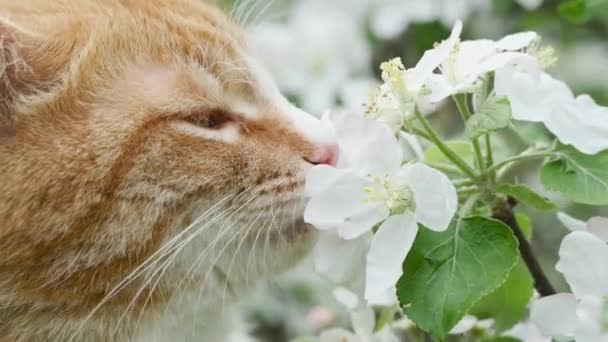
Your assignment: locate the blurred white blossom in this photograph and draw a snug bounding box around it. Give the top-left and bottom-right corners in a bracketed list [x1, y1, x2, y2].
[254, 0, 371, 114]
[370, 0, 488, 39]
[504, 321, 551, 342]
[556, 42, 608, 92]
[449, 315, 494, 335]
[320, 306, 399, 342]
[558, 212, 608, 242]
[531, 229, 608, 342]
[516, 0, 544, 10]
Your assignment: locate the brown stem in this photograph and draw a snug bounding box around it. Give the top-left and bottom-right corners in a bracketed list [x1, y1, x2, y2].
[493, 197, 557, 297]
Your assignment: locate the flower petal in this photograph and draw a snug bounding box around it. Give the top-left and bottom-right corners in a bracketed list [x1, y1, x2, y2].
[337, 204, 390, 240]
[530, 293, 578, 339]
[504, 321, 551, 342]
[424, 73, 455, 103]
[556, 231, 608, 298]
[333, 287, 360, 310]
[364, 213, 418, 300]
[320, 328, 361, 342]
[478, 52, 536, 75]
[450, 316, 479, 335]
[399, 131, 424, 161]
[328, 111, 402, 175]
[314, 232, 371, 285]
[495, 69, 572, 123]
[370, 2, 410, 40]
[400, 163, 457, 231]
[366, 287, 398, 307]
[350, 306, 375, 337]
[495, 32, 538, 51]
[544, 94, 608, 155]
[575, 295, 605, 341]
[557, 212, 587, 232]
[305, 171, 386, 236]
[410, 21, 462, 91]
[305, 164, 353, 197]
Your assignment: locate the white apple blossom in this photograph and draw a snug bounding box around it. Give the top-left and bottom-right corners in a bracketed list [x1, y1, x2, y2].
[495, 62, 608, 155]
[367, 23, 539, 118]
[365, 22, 462, 127]
[305, 111, 457, 301]
[504, 321, 551, 342]
[531, 230, 608, 342]
[428, 32, 539, 102]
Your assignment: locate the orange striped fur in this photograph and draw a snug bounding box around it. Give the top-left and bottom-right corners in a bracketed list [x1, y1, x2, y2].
[0, 1, 336, 341]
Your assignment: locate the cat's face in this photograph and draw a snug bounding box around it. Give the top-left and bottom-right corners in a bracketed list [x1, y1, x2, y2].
[0, 0, 336, 314]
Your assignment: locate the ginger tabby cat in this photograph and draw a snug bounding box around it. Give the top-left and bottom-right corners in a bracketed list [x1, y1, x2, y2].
[0, 0, 338, 341]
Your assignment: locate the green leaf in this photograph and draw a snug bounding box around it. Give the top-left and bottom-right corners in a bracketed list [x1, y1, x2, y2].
[397, 217, 519, 340]
[425, 141, 475, 169]
[541, 146, 608, 205]
[482, 337, 522, 342]
[375, 306, 398, 332]
[470, 259, 534, 331]
[472, 214, 534, 331]
[465, 96, 512, 139]
[515, 213, 533, 240]
[558, 0, 592, 24]
[496, 184, 557, 211]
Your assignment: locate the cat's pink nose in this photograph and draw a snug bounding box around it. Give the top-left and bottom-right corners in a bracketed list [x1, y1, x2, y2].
[306, 143, 339, 166]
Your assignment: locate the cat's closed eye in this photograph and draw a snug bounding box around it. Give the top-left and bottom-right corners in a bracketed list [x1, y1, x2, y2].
[184, 108, 235, 130]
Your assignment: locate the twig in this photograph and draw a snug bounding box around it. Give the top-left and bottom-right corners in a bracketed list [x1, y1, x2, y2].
[493, 197, 557, 297]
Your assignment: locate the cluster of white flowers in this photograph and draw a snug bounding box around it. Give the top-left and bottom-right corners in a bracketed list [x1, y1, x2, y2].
[297, 13, 608, 341]
[531, 215, 608, 342]
[306, 110, 457, 304]
[364, 20, 608, 154]
[253, 0, 543, 114]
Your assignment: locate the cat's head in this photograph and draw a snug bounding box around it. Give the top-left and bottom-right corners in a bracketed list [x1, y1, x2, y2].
[0, 0, 337, 311]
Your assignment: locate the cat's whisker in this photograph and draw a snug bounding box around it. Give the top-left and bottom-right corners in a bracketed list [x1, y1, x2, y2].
[263, 196, 281, 274]
[246, 197, 276, 285]
[141, 191, 260, 324]
[219, 206, 267, 309]
[110, 201, 243, 339]
[249, 0, 275, 29]
[68, 191, 245, 342]
[134, 191, 260, 335]
[122, 189, 261, 334]
[190, 197, 262, 322]
[187, 215, 249, 334]
[234, 0, 257, 27]
[230, 0, 249, 25]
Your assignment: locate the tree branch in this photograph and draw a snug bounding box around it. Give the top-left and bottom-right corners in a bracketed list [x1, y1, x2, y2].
[493, 197, 557, 297]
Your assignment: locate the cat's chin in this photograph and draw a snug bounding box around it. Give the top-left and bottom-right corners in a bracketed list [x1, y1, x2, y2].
[285, 218, 315, 239]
